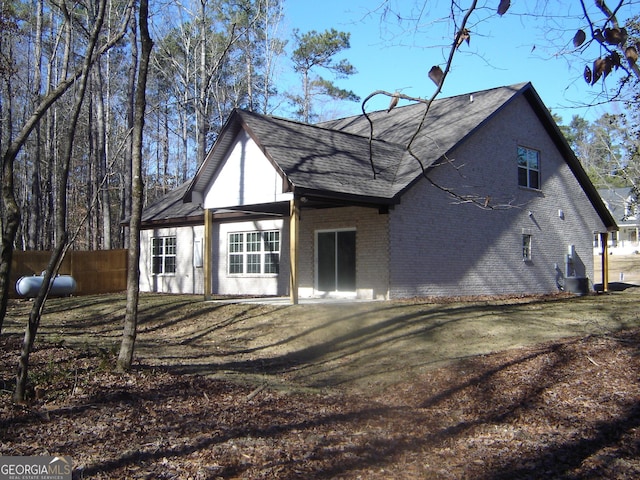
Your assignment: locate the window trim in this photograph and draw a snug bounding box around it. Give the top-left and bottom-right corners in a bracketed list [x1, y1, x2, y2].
[227, 230, 280, 276]
[517, 146, 541, 190]
[151, 236, 177, 275]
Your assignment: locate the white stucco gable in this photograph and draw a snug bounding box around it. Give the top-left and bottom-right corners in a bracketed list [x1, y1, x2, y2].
[203, 129, 292, 209]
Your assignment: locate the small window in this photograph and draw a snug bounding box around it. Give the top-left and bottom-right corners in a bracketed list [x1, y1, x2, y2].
[522, 234, 532, 261]
[517, 146, 540, 189]
[610, 231, 618, 246]
[152, 236, 177, 274]
[194, 238, 203, 268]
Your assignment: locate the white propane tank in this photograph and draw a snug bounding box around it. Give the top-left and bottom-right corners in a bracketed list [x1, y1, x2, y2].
[16, 274, 77, 298]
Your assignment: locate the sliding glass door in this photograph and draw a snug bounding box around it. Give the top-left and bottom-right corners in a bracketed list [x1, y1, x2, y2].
[317, 230, 356, 292]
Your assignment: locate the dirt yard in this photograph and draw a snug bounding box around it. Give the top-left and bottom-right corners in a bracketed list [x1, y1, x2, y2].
[2, 267, 640, 478]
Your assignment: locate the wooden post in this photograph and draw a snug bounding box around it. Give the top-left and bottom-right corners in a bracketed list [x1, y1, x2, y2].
[289, 197, 300, 305]
[204, 209, 213, 300]
[601, 232, 609, 293]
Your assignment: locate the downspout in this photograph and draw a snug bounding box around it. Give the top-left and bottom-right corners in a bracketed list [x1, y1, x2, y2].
[600, 232, 609, 293]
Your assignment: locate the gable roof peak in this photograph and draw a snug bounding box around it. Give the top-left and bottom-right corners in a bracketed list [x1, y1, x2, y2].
[185, 82, 540, 207]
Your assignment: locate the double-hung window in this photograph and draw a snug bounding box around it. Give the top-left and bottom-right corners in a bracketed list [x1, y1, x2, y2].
[517, 146, 540, 189]
[228, 231, 280, 275]
[263, 231, 280, 274]
[228, 233, 244, 274]
[152, 236, 177, 274]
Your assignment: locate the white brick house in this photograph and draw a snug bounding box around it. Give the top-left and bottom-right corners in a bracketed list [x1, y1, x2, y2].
[137, 82, 617, 301]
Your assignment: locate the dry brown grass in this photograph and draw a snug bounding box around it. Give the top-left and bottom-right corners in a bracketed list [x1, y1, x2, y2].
[4, 285, 640, 393]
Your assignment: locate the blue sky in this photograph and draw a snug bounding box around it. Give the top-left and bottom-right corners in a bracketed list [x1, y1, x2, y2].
[281, 0, 634, 124]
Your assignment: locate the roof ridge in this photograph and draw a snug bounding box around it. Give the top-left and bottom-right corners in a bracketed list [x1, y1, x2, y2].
[322, 82, 531, 122]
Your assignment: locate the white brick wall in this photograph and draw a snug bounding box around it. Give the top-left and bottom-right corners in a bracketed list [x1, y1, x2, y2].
[298, 206, 390, 299]
[139, 225, 205, 294]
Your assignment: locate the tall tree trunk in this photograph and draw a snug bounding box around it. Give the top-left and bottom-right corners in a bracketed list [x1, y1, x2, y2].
[117, 0, 152, 372]
[27, 0, 44, 250]
[196, 0, 208, 168]
[121, 15, 137, 248]
[26, 135, 42, 250]
[302, 69, 310, 123]
[0, 77, 18, 334]
[162, 103, 169, 194]
[246, 48, 253, 111]
[88, 93, 97, 249]
[91, 64, 110, 251]
[44, 106, 55, 249]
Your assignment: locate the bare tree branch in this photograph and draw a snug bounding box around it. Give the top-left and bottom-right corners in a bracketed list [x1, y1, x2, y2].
[361, 0, 509, 210]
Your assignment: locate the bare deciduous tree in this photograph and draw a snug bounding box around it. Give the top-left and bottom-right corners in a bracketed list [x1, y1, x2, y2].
[14, 0, 112, 402]
[117, 0, 153, 372]
[0, 0, 131, 333]
[362, 0, 638, 210]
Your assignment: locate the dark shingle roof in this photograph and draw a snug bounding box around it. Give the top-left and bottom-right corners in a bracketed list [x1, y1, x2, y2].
[144, 82, 615, 231]
[139, 181, 203, 227]
[187, 83, 530, 205]
[321, 82, 524, 147]
[320, 83, 529, 196]
[234, 111, 405, 199]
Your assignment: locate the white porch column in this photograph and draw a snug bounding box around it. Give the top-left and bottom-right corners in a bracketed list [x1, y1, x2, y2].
[601, 232, 609, 293]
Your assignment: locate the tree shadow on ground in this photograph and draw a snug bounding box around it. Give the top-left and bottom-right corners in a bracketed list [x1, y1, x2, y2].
[3, 293, 640, 478]
[2, 329, 639, 478]
[155, 294, 637, 390]
[71, 332, 640, 478]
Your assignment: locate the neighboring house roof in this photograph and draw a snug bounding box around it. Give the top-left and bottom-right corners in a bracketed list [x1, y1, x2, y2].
[146, 82, 615, 231]
[599, 187, 638, 227]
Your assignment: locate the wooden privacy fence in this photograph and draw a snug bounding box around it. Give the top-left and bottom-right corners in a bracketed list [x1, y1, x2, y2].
[10, 249, 128, 298]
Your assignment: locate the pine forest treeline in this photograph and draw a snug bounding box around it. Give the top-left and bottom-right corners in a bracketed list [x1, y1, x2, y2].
[1, 0, 288, 253]
[1, 0, 637, 256]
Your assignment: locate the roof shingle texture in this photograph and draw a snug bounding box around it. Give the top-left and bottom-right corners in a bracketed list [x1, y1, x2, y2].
[236, 83, 527, 200]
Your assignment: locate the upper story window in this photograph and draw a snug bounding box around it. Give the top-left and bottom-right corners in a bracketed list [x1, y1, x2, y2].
[228, 230, 280, 275]
[152, 236, 177, 274]
[517, 146, 540, 190]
